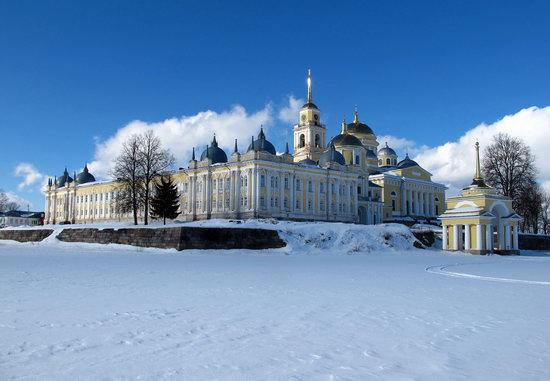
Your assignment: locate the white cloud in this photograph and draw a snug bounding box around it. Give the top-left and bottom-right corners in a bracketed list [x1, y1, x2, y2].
[376, 135, 428, 156]
[278, 95, 303, 124]
[14, 163, 46, 191]
[410, 106, 550, 196]
[89, 104, 274, 179]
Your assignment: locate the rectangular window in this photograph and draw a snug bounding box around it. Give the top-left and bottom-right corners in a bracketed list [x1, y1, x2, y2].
[320, 183, 324, 194]
[296, 179, 301, 191]
[260, 175, 266, 187]
[284, 177, 289, 189]
[308, 181, 313, 192]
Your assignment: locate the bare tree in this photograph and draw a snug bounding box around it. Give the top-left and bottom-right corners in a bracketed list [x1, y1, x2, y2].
[111, 134, 144, 225]
[5, 201, 20, 212]
[0, 190, 9, 212]
[515, 181, 544, 233]
[482, 133, 537, 204]
[540, 191, 550, 235]
[138, 130, 175, 225]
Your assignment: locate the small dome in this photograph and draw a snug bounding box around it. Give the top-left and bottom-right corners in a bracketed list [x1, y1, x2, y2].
[76, 164, 96, 184]
[347, 111, 374, 135]
[329, 133, 363, 147]
[397, 154, 419, 169]
[319, 145, 346, 166]
[57, 168, 73, 188]
[366, 149, 378, 159]
[201, 136, 228, 164]
[378, 142, 397, 157]
[247, 128, 276, 155]
[301, 101, 319, 110]
[299, 157, 317, 166]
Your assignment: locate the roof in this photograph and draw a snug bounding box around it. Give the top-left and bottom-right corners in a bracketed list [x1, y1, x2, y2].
[201, 136, 228, 164]
[396, 154, 419, 169]
[76, 164, 96, 184]
[298, 158, 318, 166]
[301, 102, 319, 110]
[319, 145, 346, 166]
[329, 133, 363, 147]
[247, 128, 276, 155]
[347, 111, 374, 135]
[378, 142, 397, 156]
[0, 210, 43, 218]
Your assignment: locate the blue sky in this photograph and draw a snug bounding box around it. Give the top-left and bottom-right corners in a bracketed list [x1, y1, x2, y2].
[1, 0, 550, 209]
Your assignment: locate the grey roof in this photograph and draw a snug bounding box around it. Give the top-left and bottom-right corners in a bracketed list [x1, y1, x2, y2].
[57, 168, 73, 188]
[347, 121, 374, 135]
[378, 142, 397, 157]
[201, 136, 228, 164]
[397, 154, 419, 169]
[299, 157, 318, 166]
[368, 181, 382, 188]
[302, 102, 319, 110]
[319, 144, 346, 166]
[366, 149, 378, 159]
[76, 164, 96, 184]
[247, 128, 276, 155]
[329, 133, 363, 147]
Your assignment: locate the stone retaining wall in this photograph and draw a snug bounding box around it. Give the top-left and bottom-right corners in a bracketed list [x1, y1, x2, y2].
[0, 229, 53, 242]
[56, 227, 286, 251]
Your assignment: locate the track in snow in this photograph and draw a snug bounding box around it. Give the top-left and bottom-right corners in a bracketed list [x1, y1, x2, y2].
[426, 260, 550, 286]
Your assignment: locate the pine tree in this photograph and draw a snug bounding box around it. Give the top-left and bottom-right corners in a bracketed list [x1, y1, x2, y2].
[150, 176, 180, 225]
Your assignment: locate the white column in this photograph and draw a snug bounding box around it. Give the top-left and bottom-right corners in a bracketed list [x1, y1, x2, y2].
[256, 169, 261, 211]
[414, 191, 419, 215]
[464, 224, 471, 250]
[442, 225, 448, 250]
[229, 172, 234, 211]
[453, 225, 459, 250]
[266, 170, 271, 211]
[505, 224, 511, 250]
[476, 224, 483, 250]
[513, 225, 519, 250]
[401, 185, 407, 216]
[420, 192, 425, 216]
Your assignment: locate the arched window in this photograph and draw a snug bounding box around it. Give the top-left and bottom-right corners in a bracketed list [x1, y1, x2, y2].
[299, 134, 305, 148]
[355, 155, 360, 164]
[391, 191, 397, 197]
[386, 158, 391, 165]
[378, 159, 382, 165]
[315, 134, 320, 148]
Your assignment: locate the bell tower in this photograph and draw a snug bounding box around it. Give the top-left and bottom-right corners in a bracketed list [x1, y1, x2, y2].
[293, 70, 326, 162]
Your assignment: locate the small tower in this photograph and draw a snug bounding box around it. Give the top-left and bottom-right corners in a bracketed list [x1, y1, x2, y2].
[293, 70, 326, 163]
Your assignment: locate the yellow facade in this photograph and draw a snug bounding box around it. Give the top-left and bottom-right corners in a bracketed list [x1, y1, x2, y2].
[439, 143, 521, 255]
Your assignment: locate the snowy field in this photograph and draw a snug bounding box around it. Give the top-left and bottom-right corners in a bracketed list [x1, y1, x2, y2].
[1, 223, 550, 380]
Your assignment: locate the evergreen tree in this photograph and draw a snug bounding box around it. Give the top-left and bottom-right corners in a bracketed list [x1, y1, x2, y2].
[150, 176, 180, 225]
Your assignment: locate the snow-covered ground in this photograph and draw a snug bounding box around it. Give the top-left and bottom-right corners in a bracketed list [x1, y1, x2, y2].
[1, 223, 550, 380]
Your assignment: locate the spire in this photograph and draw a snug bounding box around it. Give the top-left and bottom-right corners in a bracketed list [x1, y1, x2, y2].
[258, 126, 265, 139]
[284, 142, 289, 154]
[73, 171, 77, 183]
[385, 142, 388, 148]
[353, 106, 359, 124]
[474, 141, 482, 181]
[234, 138, 238, 153]
[251, 135, 255, 150]
[212, 134, 218, 147]
[307, 69, 313, 104]
[192, 147, 195, 161]
[341, 117, 347, 134]
[83, 163, 89, 173]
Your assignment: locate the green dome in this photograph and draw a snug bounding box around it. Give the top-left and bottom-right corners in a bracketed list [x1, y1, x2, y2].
[329, 133, 363, 147]
[76, 164, 96, 184]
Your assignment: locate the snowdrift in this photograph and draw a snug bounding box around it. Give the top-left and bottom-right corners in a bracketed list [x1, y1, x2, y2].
[1, 219, 423, 254]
